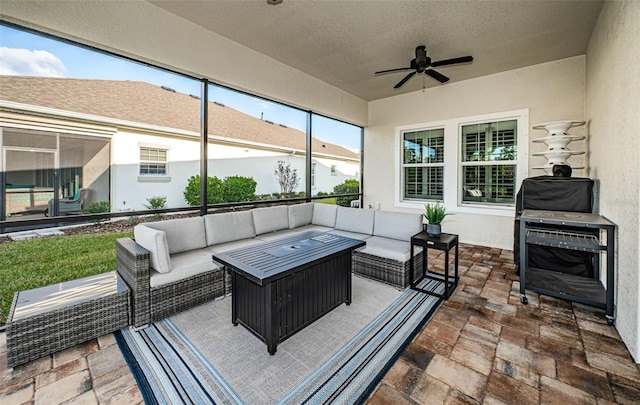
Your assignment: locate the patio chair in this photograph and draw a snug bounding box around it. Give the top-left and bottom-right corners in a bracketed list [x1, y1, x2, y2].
[44, 188, 89, 216]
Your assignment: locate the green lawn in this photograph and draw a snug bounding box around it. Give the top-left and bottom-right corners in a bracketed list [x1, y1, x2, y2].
[315, 197, 337, 204]
[0, 231, 133, 325]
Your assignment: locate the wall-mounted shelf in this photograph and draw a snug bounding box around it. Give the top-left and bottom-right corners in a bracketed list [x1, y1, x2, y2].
[532, 120, 586, 174]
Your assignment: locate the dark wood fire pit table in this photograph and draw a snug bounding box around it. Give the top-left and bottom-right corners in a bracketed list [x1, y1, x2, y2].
[211, 231, 365, 355]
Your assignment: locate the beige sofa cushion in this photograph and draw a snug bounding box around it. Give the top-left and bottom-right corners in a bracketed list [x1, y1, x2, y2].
[146, 216, 206, 254]
[204, 211, 256, 246]
[335, 206, 374, 235]
[312, 203, 338, 227]
[134, 224, 171, 273]
[252, 205, 289, 235]
[150, 249, 221, 287]
[288, 202, 314, 228]
[357, 236, 422, 262]
[373, 210, 423, 241]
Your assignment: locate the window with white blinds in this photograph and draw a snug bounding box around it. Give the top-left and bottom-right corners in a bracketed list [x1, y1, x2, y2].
[139, 147, 168, 175]
[396, 110, 526, 212]
[461, 120, 517, 204]
[402, 128, 444, 200]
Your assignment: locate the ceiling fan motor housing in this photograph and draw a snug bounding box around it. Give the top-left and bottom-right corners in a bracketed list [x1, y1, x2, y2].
[374, 45, 473, 88]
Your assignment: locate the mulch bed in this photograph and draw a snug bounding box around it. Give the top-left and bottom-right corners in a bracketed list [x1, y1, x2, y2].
[0, 212, 201, 245]
[0, 207, 260, 244]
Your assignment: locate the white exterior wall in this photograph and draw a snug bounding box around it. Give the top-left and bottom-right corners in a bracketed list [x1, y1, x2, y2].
[111, 130, 358, 211]
[367, 57, 586, 249]
[585, 1, 640, 362]
[111, 131, 200, 211]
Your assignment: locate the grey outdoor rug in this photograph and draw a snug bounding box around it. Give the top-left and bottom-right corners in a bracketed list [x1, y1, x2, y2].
[116, 275, 443, 404]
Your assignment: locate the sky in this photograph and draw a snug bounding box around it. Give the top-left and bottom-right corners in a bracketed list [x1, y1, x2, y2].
[0, 24, 361, 152]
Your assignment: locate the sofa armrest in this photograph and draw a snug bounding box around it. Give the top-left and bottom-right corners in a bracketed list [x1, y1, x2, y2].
[116, 237, 151, 327]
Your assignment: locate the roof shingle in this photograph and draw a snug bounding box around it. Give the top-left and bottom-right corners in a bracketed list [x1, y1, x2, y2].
[0, 76, 358, 160]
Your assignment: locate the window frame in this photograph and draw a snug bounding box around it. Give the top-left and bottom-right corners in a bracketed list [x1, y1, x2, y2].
[138, 144, 171, 182]
[459, 118, 519, 206]
[394, 109, 528, 217]
[400, 127, 445, 202]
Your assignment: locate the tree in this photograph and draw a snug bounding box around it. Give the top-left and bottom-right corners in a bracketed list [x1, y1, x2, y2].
[274, 161, 300, 197]
[333, 179, 360, 207]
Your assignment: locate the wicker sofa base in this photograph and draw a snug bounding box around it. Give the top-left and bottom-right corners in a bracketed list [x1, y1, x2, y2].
[6, 271, 130, 368]
[150, 269, 225, 323]
[352, 250, 424, 289]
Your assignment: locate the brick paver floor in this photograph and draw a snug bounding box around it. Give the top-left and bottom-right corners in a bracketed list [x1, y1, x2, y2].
[2, 244, 639, 404]
[367, 244, 640, 404]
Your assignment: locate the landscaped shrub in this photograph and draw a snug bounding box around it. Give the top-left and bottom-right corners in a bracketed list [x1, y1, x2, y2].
[222, 176, 257, 202]
[184, 175, 257, 205]
[86, 200, 111, 214]
[183, 175, 224, 206]
[333, 179, 360, 207]
[85, 200, 111, 223]
[144, 195, 167, 218]
[127, 215, 142, 226]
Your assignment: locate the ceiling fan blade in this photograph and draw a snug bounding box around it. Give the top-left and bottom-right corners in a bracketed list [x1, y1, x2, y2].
[375, 67, 413, 75]
[431, 55, 473, 67]
[425, 69, 449, 83]
[394, 71, 417, 88]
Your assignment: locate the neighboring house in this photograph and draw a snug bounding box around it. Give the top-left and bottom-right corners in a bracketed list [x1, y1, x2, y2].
[0, 76, 360, 218]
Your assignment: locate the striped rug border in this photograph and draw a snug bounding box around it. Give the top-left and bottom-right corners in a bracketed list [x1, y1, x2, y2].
[115, 279, 443, 404]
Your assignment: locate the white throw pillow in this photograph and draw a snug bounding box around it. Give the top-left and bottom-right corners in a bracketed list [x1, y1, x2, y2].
[134, 224, 172, 273]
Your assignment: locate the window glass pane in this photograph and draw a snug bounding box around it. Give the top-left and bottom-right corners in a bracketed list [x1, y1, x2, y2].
[403, 129, 444, 164]
[311, 114, 361, 205]
[462, 120, 516, 162]
[139, 149, 149, 161]
[461, 118, 517, 205]
[404, 167, 443, 200]
[206, 84, 308, 203]
[492, 120, 517, 161]
[139, 148, 168, 175]
[401, 128, 444, 202]
[462, 165, 516, 203]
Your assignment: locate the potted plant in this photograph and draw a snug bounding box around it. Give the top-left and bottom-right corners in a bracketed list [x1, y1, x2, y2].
[423, 202, 447, 237]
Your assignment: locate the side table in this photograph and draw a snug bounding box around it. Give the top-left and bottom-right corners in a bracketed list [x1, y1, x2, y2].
[410, 231, 459, 299]
[6, 271, 130, 368]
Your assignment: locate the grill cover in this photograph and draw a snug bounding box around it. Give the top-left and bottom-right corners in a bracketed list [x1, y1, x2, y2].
[513, 176, 595, 277]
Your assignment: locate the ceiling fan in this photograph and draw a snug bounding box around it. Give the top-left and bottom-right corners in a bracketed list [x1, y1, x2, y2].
[375, 45, 473, 89]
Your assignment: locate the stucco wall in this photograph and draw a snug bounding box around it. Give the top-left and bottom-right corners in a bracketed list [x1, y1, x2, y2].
[0, 0, 367, 127]
[366, 56, 586, 249]
[110, 130, 357, 211]
[585, 1, 640, 362]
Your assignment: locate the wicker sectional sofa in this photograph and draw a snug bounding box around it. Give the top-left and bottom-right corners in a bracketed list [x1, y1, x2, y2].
[116, 203, 423, 327]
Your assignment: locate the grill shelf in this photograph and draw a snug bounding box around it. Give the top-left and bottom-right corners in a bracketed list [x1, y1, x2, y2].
[525, 228, 605, 252]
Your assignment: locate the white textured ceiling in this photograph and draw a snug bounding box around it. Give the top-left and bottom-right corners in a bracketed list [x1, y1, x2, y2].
[149, 0, 603, 101]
